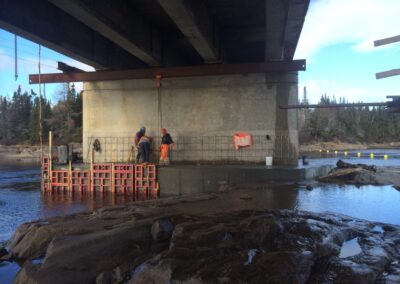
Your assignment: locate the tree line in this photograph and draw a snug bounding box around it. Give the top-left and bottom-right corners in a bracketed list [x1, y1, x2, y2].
[0, 84, 82, 145]
[299, 93, 400, 144]
[1, 85, 399, 145]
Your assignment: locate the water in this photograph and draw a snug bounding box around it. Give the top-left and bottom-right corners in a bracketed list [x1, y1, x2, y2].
[0, 152, 400, 282]
[339, 238, 362, 258]
[304, 148, 400, 167]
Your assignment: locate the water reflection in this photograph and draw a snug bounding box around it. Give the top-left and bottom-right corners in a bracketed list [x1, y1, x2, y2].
[41, 191, 155, 216]
[0, 261, 20, 284]
[296, 184, 400, 225]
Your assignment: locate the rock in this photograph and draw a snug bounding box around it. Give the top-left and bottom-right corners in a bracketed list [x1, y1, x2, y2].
[14, 262, 41, 284]
[337, 160, 377, 172]
[0, 247, 7, 257]
[317, 161, 400, 185]
[5, 197, 400, 284]
[96, 271, 113, 284]
[151, 219, 174, 242]
[218, 184, 230, 193]
[305, 185, 313, 191]
[240, 194, 252, 200]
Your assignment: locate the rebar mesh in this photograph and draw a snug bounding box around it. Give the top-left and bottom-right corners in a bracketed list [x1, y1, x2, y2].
[85, 135, 295, 164]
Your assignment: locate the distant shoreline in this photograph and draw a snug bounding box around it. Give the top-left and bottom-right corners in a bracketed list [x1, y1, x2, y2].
[0, 145, 45, 163]
[300, 142, 400, 153]
[1, 142, 399, 163]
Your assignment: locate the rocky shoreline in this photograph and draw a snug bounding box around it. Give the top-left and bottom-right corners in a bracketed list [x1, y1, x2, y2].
[1, 192, 400, 284]
[317, 160, 400, 187]
[0, 145, 45, 163]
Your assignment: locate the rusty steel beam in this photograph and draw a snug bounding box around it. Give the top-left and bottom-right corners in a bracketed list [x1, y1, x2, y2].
[280, 102, 387, 109]
[29, 60, 306, 84]
[376, 68, 400, 79]
[374, 35, 400, 47]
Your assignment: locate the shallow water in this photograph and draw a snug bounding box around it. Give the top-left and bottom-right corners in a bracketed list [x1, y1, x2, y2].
[339, 238, 362, 258]
[304, 148, 400, 167]
[1, 158, 400, 244]
[0, 156, 400, 283]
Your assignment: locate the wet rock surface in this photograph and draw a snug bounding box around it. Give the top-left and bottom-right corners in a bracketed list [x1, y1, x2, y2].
[5, 193, 400, 284]
[318, 160, 400, 185]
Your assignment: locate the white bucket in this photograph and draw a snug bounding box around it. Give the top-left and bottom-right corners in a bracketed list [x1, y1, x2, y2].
[265, 156, 273, 166]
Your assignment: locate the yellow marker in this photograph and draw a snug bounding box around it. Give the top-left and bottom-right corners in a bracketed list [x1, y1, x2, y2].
[334, 150, 338, 155]
[326, 150, 330, 154]
[370, 153, 374, 159]
[384, 154, 388, 160]
[357, 152, 361, 157]
[344, 151, 348, 156]
[319, 149, 322, 153]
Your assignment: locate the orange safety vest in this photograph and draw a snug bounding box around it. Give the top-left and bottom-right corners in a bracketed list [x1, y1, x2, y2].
[160, 144, 169, 159]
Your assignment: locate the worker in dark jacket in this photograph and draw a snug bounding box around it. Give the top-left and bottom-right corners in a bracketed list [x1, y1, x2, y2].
[159, 128, 174, 165]
[134, 126, 146, 163]
[138, 134, 152, 163]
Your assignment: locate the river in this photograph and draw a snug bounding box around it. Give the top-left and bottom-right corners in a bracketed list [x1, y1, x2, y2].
[1, 149, 400, 282]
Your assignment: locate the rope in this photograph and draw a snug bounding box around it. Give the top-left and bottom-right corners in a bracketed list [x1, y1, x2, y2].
[14, 35, 18, 81]
[38, 45, 43, 161]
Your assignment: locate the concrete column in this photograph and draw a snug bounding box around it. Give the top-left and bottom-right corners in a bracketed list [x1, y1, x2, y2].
[268, 72, 299, 166]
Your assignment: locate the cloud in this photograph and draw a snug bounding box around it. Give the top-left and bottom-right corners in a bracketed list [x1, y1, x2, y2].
[295, 0, 400, 59]
[0, 48, 93, 74]
[302, 79, 376, 103]
[0, 47, 92, 99]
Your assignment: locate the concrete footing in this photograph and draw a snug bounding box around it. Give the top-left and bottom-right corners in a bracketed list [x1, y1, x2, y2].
[158, 164, 333, 196]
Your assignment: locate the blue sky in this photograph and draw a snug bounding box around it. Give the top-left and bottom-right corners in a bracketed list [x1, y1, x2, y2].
[0, 0, 399, 103]
[295, 0, 400, 103]
[0, 31, 93, 102]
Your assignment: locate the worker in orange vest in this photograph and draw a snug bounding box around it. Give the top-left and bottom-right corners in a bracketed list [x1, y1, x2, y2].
[159, 128, 174, 165]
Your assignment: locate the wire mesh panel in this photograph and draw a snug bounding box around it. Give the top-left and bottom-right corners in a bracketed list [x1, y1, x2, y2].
[85, 134, 297, 164]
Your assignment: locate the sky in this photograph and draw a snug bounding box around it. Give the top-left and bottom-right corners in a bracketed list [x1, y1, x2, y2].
[0, 32, 94, 102]
[294, 0, 400, 103]
[0, 0, 399, 103]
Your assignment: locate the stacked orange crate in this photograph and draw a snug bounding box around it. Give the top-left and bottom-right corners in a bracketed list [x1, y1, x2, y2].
[114, 164, 134, 194]
[71, 171, 90, 193]
[41, 156, 50, 191]
[134, 163, 159, 200]
[92, 164, 112, 192]
[51, 170, 69, 192]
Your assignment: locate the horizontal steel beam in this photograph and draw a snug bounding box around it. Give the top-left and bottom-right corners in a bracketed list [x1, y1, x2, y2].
[376, 69, 400, 79]
[280, 102, 387, 109]
[374, 35, 400, 47]
[29, 60, 306, 84]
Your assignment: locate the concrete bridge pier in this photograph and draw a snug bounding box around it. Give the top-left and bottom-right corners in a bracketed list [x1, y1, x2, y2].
[82, 72, 299, 166]
[272, 72, 299, 166]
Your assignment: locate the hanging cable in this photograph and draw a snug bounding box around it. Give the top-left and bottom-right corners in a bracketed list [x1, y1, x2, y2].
[155, 75, 163, 131]
[14, 35, 18, 81]
[38, 44, 43, 161]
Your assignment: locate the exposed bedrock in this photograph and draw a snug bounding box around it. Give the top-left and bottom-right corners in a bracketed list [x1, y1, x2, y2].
[4, 194, 400, 284]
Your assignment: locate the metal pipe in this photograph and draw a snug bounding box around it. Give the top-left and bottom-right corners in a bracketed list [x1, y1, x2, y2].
[280, 102, 387, 109]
